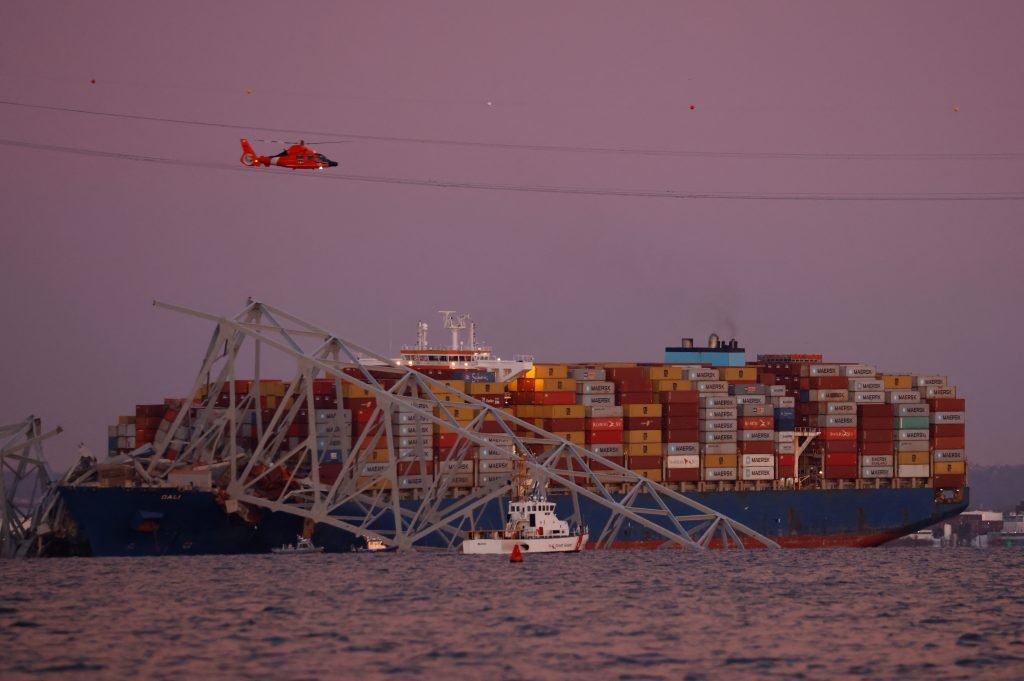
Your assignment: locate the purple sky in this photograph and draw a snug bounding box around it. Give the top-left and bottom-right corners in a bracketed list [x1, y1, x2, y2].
[2, 2, 1023, 468]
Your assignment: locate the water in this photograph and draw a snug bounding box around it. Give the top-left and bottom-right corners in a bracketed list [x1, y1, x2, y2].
[2, 548, 1022, 680]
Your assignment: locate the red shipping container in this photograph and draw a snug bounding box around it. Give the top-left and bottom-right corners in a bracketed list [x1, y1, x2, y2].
[586, 430, 624, 445]
[933, 436, 966, 449]
[818, 439, 856, 454]
[617, 391, 656, 405]
[737, 440, 774, 454]
[930, 424, 965, 437]
[663, 403, 700, 417]
[626, 416, 662, 430]
[662, 428, 699, 443]
[930, 398, 966, 411]
[809, 376, 848, 389]
[739, 416, 774, 430]
[397, 461, 435, 476]
[588, 417, 624, 431]
[821, 427, 856, 441]
[776, 454, 795, 470]
[824, 465, 858, 479]
[318, 463, 344, 485]
[627, 455, 663, 470]
[663, 416, 700, 430]
[511, 392, 534, 405]
[547, 417, 586, 431]
[534, 391, 576, 406]
[857, 404, 892, 418]
[860, 441, 895, 456]
[825, 453, 857, 466]
[612, 378, 655, 393]
[933, 474, 967, 488]
[589, 455, 625, 471]
[433, 432, 459, 448]
[859, 430, 894, 443]
[665, 467, 701, 482]
[605, 367, 646, 381]
[859, 417, 893, 430]
[659, 391, 699, 404]
[478, 420, 507, 433]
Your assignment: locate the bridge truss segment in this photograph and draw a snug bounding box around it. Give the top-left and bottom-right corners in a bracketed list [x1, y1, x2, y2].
[143, 299, 779, 551]
[0, 416, 67, 558]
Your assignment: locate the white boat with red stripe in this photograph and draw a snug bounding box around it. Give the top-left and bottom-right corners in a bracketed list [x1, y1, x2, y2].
[462, 497, 588, 555]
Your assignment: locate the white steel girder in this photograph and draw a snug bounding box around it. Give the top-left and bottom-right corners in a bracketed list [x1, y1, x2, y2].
[0, 417, 66, 558]
[141, 299, 779, 551]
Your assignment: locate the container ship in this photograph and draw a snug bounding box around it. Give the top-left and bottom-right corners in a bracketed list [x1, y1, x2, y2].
[59, 310, 969, 555]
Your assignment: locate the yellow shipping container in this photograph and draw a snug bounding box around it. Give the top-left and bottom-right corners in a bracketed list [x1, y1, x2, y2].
[527, 364, 569, 379]
[263, 395, 277, 409]
[898, 451, 929, 466]
[703, 454, 738, 468]
[623, 429, 662, 444]
[514, 405, 538, 418]
[721, 367, 758, 382]
[341, 384, 374, 398]
[882, 374, 915, 390]
[367, 450, 391, 463]
[356, 477, 392, 491]
[550, 431, 586, 445]
[538, 404, 586, 419]
[534, 378, 576, 392]
[654, 379, 693, 392]
[468, 381, 505, 395]
[634, 468, 664, 483]
[933, 460, 966, 475]
[433, 420, 474, 434]
[430, 380, 467, 394]
[624, 442, 664, 456]
[645, 366, 683, 380]
[622, 404, 663, 418]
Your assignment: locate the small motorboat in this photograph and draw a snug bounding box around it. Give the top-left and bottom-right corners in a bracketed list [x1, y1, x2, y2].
[272, 535, 324, 555]
[354, 535, 397, 553]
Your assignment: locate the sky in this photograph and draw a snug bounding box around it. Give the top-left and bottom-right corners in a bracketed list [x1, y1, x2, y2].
[1, 2, 1023, 469]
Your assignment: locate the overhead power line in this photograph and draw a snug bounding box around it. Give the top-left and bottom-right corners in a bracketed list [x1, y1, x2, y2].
[1, 99, 1022, 162]
[3, 137, 1023, 202]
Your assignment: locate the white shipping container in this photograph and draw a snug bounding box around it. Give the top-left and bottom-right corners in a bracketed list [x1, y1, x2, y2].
[665, 442, 699, 455]
[933, 449, 965, 461]
[861, 466, 894, 479]
[924, 386, 957, 399]
[319, 436, 352, 450]
[771, 396, 796, 408]
[687, 368, 719, 381]
[586, 405, 624, 418]
[446, 474, 475, 487]
[775, 440, 796, 454]
[701, 431, 737, 444]
[736, 395, 768, 406]
[842, 364, 877, 377]
[914, 375, 948, 388]
[739, 404, 773, 417]
[895, 440, 930, 452]
[730, 384, 767, 396]
[700, 395, 737, 408]
[439, 460, 475, 474]
[391, 412, 426, 425]
[479, 447, 515, 458]
[700, 408, 738, 420]
[478, 459, 515, 473]
[895, 403, 929, 417]
[849, 379, 884, 391]
[570, 367, 606, 381]
[817, 414, 857, 427]
[894, 429, 930, 441]
[399, 475, 433, 489]
[742, 454, 775, 467]
[819, 401, 856, 415]
[395, 400, 433, 413]
[886, 390, 922, 404]
[931, 412, 966, 424]
[589, 444, 624, 457]
[578, 394, 615, 406]
[897, 464, 930, 478]
[701, 442, 738, 455]
[396, 446, 433, 459]
[703, 467, 738, 481]
[740, 430, 774, 441]
[395, 423, 431, 436]
[861, 455, 894, 467]
[576, 381, 614, 394]
[806, 364, 840, 377]
[809, 389, 849, 402]
[853, 391, 885, 404]
[740, 466, 775, 480]
[768, 385, 787, 397]
[700, 419, 738, 432]
[775, 431, 795, 443]
[666, 454, 700, 469]
[697, 381, 729, 394]
[360, 462, 389, 475]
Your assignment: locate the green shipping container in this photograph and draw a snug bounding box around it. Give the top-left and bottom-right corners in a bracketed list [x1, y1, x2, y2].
[894, 416, 930, 429]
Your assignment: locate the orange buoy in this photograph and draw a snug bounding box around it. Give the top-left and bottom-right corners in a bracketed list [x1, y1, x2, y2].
[509, 544, 524, 563]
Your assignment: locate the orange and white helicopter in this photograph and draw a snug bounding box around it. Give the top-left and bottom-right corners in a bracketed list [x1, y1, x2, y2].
[239, 138, 339, 170]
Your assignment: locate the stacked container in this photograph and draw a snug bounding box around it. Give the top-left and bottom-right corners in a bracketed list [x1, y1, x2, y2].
[661, 382, 700, 483]
[925, 375, 966, 487]
[884, 374, 930, 479]
[731, 372, 775, 482]
[799, 365, 857, 479]
[695, 368, 737, 482]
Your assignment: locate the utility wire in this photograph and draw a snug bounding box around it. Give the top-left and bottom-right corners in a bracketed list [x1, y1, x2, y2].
[1, 99, 1022, 162]
[3, 138, 1023, 202]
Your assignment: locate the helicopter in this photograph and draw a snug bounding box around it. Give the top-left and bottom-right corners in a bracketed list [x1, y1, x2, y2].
[239, 138, 339, 170]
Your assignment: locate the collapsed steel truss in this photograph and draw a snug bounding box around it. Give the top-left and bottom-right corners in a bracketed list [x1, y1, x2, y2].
[137, 299, 778, 551]
[0, 416, 66, 558]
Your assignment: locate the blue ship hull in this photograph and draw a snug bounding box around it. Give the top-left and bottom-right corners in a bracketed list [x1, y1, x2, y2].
[60, 485, 968, 555]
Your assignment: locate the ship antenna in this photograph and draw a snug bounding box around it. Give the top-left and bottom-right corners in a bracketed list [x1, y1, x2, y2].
[416, 320, 429, 350]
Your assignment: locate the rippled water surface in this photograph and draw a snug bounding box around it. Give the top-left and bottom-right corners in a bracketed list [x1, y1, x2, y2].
[2, 548, 1023, 680]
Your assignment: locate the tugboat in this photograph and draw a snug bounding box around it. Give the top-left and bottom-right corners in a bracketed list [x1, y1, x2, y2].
[271, 535, 324, 555]
[462, 495, 588, 555]
[354, 535, 398, 553]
